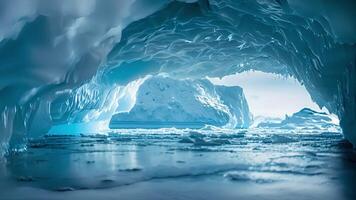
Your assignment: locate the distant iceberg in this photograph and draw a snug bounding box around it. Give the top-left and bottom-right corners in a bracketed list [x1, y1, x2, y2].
[110, 76, 252, 129]
[257, 108, 340, 132]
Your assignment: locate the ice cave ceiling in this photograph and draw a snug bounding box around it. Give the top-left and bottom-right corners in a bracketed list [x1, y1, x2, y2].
[0, 0, 356, 153]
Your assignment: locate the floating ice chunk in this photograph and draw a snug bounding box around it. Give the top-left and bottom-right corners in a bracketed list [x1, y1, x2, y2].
[224, 171, 280, 184]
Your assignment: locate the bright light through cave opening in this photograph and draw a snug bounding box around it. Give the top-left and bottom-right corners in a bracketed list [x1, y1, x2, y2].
[209, 71, 339, 121]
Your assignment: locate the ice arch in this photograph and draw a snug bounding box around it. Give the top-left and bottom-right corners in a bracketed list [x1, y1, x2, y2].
[0, 0, 356, 153]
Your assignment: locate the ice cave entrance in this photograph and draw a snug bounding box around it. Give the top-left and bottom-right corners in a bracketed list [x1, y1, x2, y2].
[48, 71, 340, 135]
[209, 71, 339, 127]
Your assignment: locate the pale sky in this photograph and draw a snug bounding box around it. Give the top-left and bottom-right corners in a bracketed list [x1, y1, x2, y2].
[209, 71, 328, 118]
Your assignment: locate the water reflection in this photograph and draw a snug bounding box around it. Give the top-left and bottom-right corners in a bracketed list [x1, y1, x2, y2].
[0, 129, 355, 200]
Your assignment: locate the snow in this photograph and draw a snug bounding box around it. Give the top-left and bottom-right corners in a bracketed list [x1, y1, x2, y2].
[110, 76, 252, 129]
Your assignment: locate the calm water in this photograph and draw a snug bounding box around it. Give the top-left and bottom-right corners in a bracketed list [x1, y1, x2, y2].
[0, 128, 355, 200]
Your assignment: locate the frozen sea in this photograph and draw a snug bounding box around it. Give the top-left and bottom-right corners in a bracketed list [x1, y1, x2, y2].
[0, 128, 356, 200]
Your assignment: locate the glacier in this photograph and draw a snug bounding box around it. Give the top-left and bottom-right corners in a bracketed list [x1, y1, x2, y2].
[110, 76, 252, 129]
[0, 0, 356, 154]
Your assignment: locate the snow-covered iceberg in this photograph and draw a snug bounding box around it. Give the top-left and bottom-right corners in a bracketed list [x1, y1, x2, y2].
[257, 108, 340, 132]
[110, 76, 252, 129]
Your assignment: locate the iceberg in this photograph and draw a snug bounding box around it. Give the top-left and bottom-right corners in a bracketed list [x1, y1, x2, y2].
[110, 76, 252, 129]
[257, 108, 340, 132]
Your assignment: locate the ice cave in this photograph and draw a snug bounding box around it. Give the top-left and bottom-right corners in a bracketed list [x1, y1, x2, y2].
[0, 0, 356, 199]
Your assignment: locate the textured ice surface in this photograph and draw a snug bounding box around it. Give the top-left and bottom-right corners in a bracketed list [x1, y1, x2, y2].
[1, 128, 356, 200]
[110, 76, 252, 129]
[0, 0, 356, 153]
